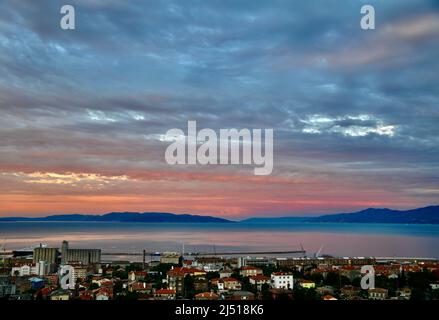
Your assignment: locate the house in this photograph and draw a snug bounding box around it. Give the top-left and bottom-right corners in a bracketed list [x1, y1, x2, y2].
[11, 264, 35, 277]
[129, 281, 153, 293]
[396, 287, 411, 300]
[339, 266, 361, 281]
[368, 288, 388, 300]
[195, 257, 225, 272]
[269, 288, 293, 300]
[194, 276, 209, 292]
[77, 290, 94, 300]
[79, 293, 94, 300]
[316, 285, 335, 296]
[226, 291, 255, 300]
[374, 265, 400, 278]
[219, 269, 233, 278]
[212, 277, 242, 292]
[322, 294, 338, 300]
[298, 279, 316, 289]
[0, 276, 16, 298]
[195, 292, 219, 300]
[128, 271, 148, 282]
[49, 289, 70, 300]
[154, 288, 176, 300]
[271, 272, 294, 290]
[182, 260, 193, 268]
[95, 287, 113, 300]
[167, 267, 206, 295]
[239, 266, 263, 277]
[160, 252, 182, 265]
[71, 264, 88, 282]
[340, 285, 361, 300]
[249, 275, 271, 291]
[91, 277, 113, 288]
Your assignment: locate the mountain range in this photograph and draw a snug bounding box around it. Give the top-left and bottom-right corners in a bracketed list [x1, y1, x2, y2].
[0, 212, 231, 223]
[0, 205, 438, 224]
[242, 205, 439, 224]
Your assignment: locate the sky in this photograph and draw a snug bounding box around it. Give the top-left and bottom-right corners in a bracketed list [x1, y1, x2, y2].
[0, 0, 438, 218]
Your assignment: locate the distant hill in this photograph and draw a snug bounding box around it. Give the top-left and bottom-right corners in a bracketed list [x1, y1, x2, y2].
[309, 206, 439, 224]
[0, 212, 231, 223]
[241, 205, 439, 224]
[2, 206, 438, 224]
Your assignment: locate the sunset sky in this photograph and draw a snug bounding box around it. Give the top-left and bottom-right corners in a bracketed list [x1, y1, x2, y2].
[0, 0, 438, 218]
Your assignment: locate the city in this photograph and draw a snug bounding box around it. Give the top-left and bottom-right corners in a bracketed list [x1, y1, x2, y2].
[1, 241, 438, 301]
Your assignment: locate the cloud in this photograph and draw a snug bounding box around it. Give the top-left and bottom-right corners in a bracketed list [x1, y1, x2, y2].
[0, 0, 438, 216]
[299, 114, 396, 137]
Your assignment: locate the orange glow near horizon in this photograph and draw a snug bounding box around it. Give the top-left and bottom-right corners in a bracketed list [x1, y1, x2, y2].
[0, 169, 431, 218]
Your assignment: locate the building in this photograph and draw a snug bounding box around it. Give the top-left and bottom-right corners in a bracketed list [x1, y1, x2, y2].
[128, 271, 148, 282]
[243, 257, 275, 267]
[212, 277, 242, 292]
[33, 246, 58, 264]
[368, 288, 388, 300]
[160, 252, 182, 265]
[269, 288, 293, 300]
[95, 287, 113, 300]
[35, 260, 50, 276]
[276, 257, 376, 268]
[128, 281, 152, 293]
[10, 262, 48, 277]
[249, 275, 271, 291]
[298, 279, 316, 289]
[341, 285, 361, 300]
[239, 266, 263, 277]
[167, 267, 206, 295]
[61, 241, 101, 265]
[316, 285, 335, 296]
[154, 288, 176, 300]
[71, 264, 88, 281]
[340, 266, 361, 281]
[194, 276, 209, 292]
[11, 264, 32, 276]
[271, 272, 294, 290]
[0, 275, 16, 298]
[396, 287, 412, 300]
[219, 269, 233, 278]
[226, 291, 255, 300]
[49, 289, 70, 300]
[195, 292, 219, 300]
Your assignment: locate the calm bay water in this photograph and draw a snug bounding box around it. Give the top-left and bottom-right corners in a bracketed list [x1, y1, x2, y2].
[0, 221, 438, 260]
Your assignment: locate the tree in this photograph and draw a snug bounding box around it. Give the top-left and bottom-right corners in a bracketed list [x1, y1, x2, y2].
[184, 275, 195, 299]
[261, 283, 271, 300]
[89, 283, 99, 290]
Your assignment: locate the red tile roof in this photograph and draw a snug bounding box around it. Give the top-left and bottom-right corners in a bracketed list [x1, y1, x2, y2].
[222, 277, 239, 283]
[249, 275, 270, 281]
[155, 289, 176, 295]
[195, 292, 219, 299]
[167, 267, 205, 276]
[240, 266, 260, 270]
